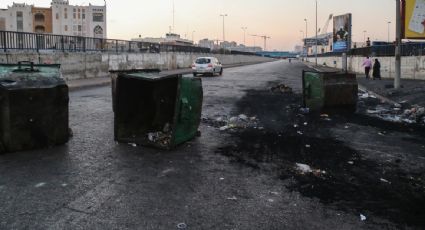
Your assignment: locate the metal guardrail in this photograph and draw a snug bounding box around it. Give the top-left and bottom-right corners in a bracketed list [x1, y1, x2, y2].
[308, 43, 425, 58]
[0, 30, 211, 53]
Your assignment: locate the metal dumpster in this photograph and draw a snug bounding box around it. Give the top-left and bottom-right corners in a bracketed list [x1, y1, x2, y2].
[113, 70, 203, 149]
[302, 70, 358, 111]
[110, 69, 160, 112]
[0, 62, 69, 153]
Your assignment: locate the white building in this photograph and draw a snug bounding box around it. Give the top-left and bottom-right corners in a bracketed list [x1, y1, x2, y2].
[132, 33, 193, 46]
[0, 3, 33, 32]
[51, 0, 107, 38]
[198, 39, 214, 49]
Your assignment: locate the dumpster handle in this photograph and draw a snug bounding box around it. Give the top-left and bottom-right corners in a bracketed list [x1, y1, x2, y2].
[17, 61, 35, 71]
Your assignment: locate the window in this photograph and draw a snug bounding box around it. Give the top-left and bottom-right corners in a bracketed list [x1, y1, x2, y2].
[93, 25, 103, 38]
[64, 13, 67, 19]
[78, 13, 80, 19]
[73, 13, 76, 19]
[16, 11, 23, 32]
[92, 13, 103, 22]
[64, 25, 68, 31]
[78, 25, 81, 31]
[34, 13, 45, 22]
[56, 13, 59, 20]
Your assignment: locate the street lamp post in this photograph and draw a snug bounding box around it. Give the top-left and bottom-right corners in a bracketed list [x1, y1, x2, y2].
[387, 21, 391, 43]
[304, 18, 308, 39]
[241, 27, 247, 46]
[315, 0, 318, 66]
[395, 0, 401, 89]
[220, 14, 228, 42]
[363, 30, 367, 44]
[192, 30, 196, 44]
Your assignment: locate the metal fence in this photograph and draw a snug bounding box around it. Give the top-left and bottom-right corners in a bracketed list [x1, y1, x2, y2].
[310, 43, 425, 58]
[0, 30, 211, 53]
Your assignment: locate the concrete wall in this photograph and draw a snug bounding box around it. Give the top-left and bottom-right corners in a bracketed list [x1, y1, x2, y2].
[0, 51, 272, 80]
[306, 55, 425, 80]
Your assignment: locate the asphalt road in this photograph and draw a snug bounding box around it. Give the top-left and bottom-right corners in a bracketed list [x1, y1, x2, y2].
[1, 60, 424, 229]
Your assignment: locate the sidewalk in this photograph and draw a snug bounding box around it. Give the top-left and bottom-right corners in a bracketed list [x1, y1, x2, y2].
[357, 76, 425, 107]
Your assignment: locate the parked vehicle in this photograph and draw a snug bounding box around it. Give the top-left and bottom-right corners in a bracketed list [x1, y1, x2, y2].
[192, 57, 223, 77]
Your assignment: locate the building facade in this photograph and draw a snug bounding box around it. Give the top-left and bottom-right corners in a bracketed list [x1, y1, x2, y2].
[51, 0, 107, 38]
[0, 1, 106, 38]
[0, 3, 33, 32]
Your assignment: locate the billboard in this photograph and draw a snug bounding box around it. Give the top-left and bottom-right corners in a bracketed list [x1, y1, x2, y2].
[304, 38, 329, 46]
[403, 0, 425, 39]
[333, 14, 352, 52]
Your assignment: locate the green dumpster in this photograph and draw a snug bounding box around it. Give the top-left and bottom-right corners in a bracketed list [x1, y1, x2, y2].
[302, 70, 358, 111]
[0, 62, 69, 153]
[113, 70, 203, 149]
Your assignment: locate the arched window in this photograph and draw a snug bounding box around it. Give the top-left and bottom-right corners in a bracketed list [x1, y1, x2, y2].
[34, 13, 45, 22]
[35, 25, 45, 33]
[93, 25, 103, 38]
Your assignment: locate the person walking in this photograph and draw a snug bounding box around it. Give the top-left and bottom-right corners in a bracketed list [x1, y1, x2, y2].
[362, 56, 372, 79]
[372, 58, 381, 80]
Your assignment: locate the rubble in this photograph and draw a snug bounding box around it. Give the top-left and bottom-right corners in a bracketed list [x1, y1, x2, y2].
[203, 114, 260, 131]
[295, 163, 312, 174]
[271, 84, 293, 94]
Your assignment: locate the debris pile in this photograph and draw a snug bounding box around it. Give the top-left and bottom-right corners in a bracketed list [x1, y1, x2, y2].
[367, 104, 425, 124]
[271, 84, 293, 94]
[147, 123, 172, 146]
[202, 114, 260, 131]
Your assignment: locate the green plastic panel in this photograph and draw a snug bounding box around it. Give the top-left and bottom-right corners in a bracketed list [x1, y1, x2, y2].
[303, 71, 324, 110]
[172, 76, 203, 146]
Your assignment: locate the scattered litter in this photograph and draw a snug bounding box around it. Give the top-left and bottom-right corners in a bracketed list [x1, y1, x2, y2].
[360, 214, 367, 221]
[271, 84, 293, 94]
[270, 191, 279, 195]
[128, 143, 137, 147]
[297, 131, 303, 135]
[147, 127, 172, 146]
[61, 183, 68, 187]
[394, 103, 402, 108]
[378, 132, 385, 136]
[293, 124, 299, 128]
[238, 114, 248, 121]
[295, 163, 312, 174]
[347, 161, 354, 165]
[344, 126, 349, 129]
[177, 223, 187, 229]
[305, 144, 311, 148]
[226, 196, 238, 200]
[303, 122, 308, 126]
[299, 108, 310, 114]
[35, 182, 46, 188]
[219, 177, 225, 180]
[380, 178, 391, 184]
[229, 117, 238, 122]
[320, 114, 329, 118]
[219, 126, 229, 131]
[267, 199, 275, 203]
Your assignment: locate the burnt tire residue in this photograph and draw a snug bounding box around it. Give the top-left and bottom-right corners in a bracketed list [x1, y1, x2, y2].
[216, 86, 425, 228]
[216, 129, 425, 227]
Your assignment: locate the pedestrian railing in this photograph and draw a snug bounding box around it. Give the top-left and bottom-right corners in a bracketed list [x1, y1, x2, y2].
[0, 30, 212, 53]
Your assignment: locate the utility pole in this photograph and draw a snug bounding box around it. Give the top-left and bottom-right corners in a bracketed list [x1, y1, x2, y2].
[192, 30, 195, 44]
[387, 21, 391, 43]
[172, 0, 175, 33]
[395, 0, 401, 89]
[304, 18, 308, 39]
[315, 0, 318, 66]
[363, 30, 367, 44]
[220, 14, 228, 42]
[241, 27, 247, 46]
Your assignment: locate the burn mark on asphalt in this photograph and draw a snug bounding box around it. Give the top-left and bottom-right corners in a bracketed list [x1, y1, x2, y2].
[216, 86, 425, 228]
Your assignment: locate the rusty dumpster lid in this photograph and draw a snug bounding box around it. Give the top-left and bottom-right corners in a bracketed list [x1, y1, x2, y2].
[119, 71, 181, 82]
[0, 62, 65, 89]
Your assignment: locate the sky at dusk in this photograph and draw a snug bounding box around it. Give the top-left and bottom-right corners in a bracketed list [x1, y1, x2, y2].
[1, 0, 396, 51]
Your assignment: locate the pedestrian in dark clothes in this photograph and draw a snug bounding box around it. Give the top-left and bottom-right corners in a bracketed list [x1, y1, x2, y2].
[373, 58, 381, 80]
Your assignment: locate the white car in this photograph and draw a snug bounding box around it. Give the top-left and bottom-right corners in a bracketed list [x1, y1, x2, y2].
[192, 57, 223, 77]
